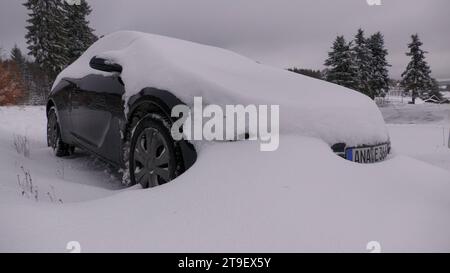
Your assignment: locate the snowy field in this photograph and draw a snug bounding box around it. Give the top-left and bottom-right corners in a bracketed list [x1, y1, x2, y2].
[0, 104, 449, 253]
[380, 103, 450, 171]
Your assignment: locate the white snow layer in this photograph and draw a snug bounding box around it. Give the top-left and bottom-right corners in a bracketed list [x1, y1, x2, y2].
[53, 31, 389, 147]
[0, 106, 449, 252]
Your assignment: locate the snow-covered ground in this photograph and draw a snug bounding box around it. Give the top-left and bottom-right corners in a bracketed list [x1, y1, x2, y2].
[380, 103, 450, 171]
[380, 102, 450, 125]
[0, 104, 449, 253]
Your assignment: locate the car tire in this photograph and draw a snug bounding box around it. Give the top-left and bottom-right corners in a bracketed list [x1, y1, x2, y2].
[129, 117, 177, 188]
[47, 107, 74, 157]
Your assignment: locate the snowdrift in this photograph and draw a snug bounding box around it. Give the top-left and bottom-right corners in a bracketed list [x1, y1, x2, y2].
[1, 107, 449, 252]
[2, 136, 450, 252]
[53, 31, 389, 147]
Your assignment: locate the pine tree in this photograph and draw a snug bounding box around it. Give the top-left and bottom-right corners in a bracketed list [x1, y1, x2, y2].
[288, 67, 323, 80]
[353, 29, 374, 98]
[368, 32, 390, 98]
[10, 45, 30, 103]
[27, 61, 49, 105]
[10, 45, 26, 66]
[401, 34, 436, 104]
[63, 0, 97, 63]
[24, 0, 69, 82]
[324, 36, 358, 90]
[427, 78, 443, 101]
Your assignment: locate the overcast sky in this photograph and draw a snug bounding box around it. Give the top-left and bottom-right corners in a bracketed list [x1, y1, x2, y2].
[0, 0, 449, 79]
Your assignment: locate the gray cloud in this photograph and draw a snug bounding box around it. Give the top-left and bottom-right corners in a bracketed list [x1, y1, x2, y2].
[1, 0, 449, 79]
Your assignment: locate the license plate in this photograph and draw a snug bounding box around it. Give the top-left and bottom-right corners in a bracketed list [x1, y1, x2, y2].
[345, 144, 389, 163]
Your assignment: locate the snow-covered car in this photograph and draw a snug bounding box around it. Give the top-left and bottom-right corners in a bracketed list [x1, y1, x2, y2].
[48, 31, 390, 188]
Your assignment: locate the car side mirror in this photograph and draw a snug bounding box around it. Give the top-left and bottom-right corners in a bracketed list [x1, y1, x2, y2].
[89, 56, 123, 73]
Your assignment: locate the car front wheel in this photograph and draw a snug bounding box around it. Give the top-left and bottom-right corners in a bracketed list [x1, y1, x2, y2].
[129, 117, 177, 188]
[47, 107, 74, 157]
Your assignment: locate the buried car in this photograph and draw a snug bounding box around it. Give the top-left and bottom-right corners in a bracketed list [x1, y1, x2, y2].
[48, 31, 390, 188]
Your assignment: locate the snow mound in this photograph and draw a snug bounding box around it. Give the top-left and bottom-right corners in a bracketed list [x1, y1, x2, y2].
[2, 135, 450, 252]
[1, 107, 449, 252]
[54, 31, 389, 147]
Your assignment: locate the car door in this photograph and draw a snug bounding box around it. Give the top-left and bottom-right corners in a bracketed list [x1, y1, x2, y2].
[70, 74, 126, 164]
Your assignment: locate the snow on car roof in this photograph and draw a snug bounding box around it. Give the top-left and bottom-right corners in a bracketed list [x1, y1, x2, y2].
[53, 31, 389, 147]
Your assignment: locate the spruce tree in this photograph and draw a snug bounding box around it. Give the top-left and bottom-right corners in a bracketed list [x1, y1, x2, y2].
[427, 78, 443, 101]
[10, 45, 26, 66]
[24, 0, 69, 82]
[353, 29, 374, 98]
[324, 36, 358, 90]
[63, 0, 97, 63]
[10, 45, 27, 84]
[10, 45, 30, 103]
[27, 61, 49, 105]
[368, 32, 390, 98]
[401, 34, 435, 104]
[288, 68, 323, 80]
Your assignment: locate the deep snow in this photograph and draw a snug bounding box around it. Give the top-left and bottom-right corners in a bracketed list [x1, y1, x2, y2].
[380, 102, 450, 125]
[0, 105, 449, 252]
[53, 31, 389, 147]
[379, 103, 450, 171]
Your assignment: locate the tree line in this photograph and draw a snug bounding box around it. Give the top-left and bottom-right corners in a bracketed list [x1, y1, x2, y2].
[0, 45, 48, 105]
[0, 0, 96, 106]
[289, 29, 443, 103]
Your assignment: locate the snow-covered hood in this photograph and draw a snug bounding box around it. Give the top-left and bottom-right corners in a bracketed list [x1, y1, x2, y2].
[54, 31, 389, 147]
